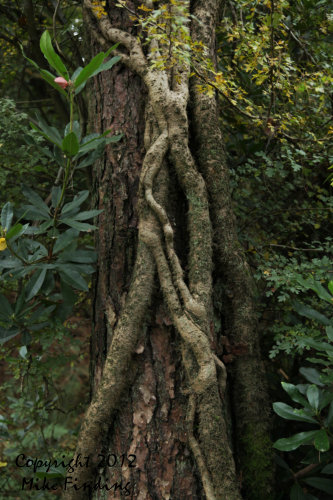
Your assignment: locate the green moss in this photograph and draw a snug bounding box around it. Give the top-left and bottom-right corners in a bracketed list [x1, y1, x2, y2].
[240, 423, 275, 500]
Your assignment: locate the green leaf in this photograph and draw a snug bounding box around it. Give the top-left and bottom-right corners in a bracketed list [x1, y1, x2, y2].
[53, 228, 79, 254]
[64, 121, 81, 141]
[294, 301, 330, 326]
[1, 202, 13, 231]
[40, 69, 67, 96]
[0, 294, 13, 320]
[40, 31, 68, 79]
[290, 482, 308, 500]
[57, 249, 97, 264]
[300, 367, 325, 387]
[297, 277, 333, 304]
[91, 55, 121, 77]
[326, 401, 333, 426]
[6, 224, 24, 241]
[313, 429, 330, 452]
[60, 219, 97, 231]
[321, 463, 333, 474]
[30, 121, 62, 148]
[73, 209, 103, 221]
[25, 268, 47, 301]
[60, 269, 88, 291]
[303, 477, 333, 494]
[0, 326, 20, 344]
[51, 186, 62, 209]
[74, 52, 106, 88]
[21, 185, 49, 217]
[328, 281, 333, 296]
[307, 385, 320, 411]
[273, 402, 317, 424]
[61, 191, 89, 216]
[62, 132, 80, 157]
[76, 142, 105, 168]
[273, 430, 319, 451]
[326, 326, 333, 342]
[281, 382, 311, 408]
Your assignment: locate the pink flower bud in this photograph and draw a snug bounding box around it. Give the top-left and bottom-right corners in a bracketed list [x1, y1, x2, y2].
[54, 76, 69, 89]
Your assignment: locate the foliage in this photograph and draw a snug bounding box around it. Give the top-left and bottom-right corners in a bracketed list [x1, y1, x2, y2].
[0, 28, 121, 495]
[272, 281, 333, 498]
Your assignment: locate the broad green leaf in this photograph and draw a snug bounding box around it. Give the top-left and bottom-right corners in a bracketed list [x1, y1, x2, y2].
[313, 429, 330, 452]
[40, 31, 68, 79]
[60, 269, 88, 291]
[62, 132, 80, 157]
[297, 277, 333, 304]
[57, 279, 76, 321]
[57, 249, 97, 264]
[307, 385, 320, 411]
[0, 326, 20, 344]
[73, 209, 103, 221]
[1, 202, 13, 231]
[105, 134, 123, 144]
[290, 482, 308, 500]
[78, 137, 106, 155]
[61, 191, 89, 216]
[51, 186, 62, 209]
[64, 121, 81, 141]
[273, 402, 317, 424]
[303, 477, 333, 494]
[326, 401, 333, 426]
[273, 430, 319, 451]
[90, 55, 121, 77]
[76, 142, 105, 168]
[74, 52, 105, 88]
[318, 391, 333, 411]
[326, 326, 333, 342]
[328, 281, 333, 296]
[40, 69, 67, 96]
[321, 463, 333, 474]
[300, 367, 325, 387]
[6, 224, 24, 241]
[0, 294, 12, 320]
[25, 268, 47, 301]
[281, 382, 311, 408]
[71, 66, 83, 81]
[53, 228, 79, 254]
[294, 301, 330, 326]
[30, 122, 62, 148]
[303, 337, 333, 353]
[60, 219, 97, 231]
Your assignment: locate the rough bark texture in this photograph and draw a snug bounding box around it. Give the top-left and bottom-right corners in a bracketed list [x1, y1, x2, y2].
[62, 1, 273, 499]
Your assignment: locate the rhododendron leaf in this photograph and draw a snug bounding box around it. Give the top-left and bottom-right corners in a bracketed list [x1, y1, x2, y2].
[25, 268, 47, 301]
[74, 52, 105, 88]
[40, 70, 67, 96]
[91, 55, 121, 77]
[60, 219, 97, 231]
[40, 31, 68, 79]
[273, 430, 319, 451]
[61, 191, 89, 216]
[21, 185, 49, 217]
[51, 186, 62, 209]
[60, 269, 88, 292]
[62, 132, 79, 157]
[0, 327, 20, 344]
[1, 202, 13, 231]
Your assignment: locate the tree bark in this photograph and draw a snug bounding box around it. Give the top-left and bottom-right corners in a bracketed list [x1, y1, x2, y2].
[62, 1, 273, 499]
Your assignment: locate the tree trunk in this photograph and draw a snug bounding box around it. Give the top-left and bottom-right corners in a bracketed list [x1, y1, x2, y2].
[62, 1, 274, 499]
